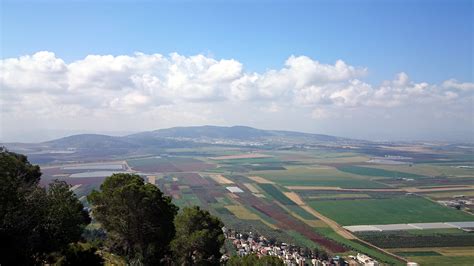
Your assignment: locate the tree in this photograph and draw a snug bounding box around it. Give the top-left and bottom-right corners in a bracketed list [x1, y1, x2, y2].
[57, 243, 104, 266]
[0, 148, 90, 265]
[87, 173, 178, 265]
[43, 180, 91, 253]
[226, 254, 284, 266]
[171, 206, 224, 265]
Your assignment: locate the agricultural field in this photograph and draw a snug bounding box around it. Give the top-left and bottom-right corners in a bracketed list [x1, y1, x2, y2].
[255, 167, 389, 188]
[357, 229, 474, 248]
[388, 247, 474, 266]
[308, 197, 474, 226]
[127, 156, 214, 172]
[337, 165, 426, 179]
[32, 142, 474, 265]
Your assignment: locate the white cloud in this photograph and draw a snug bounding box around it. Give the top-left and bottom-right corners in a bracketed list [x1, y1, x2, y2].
[442, 79, 474, 91]
[0, 51, 472, 141]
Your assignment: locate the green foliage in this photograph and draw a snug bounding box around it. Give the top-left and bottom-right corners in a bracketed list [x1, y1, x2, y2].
[171, 206, 225, 265]
[0, 148, 90, 265]
[56, 243, 104, 266]
[45, 181, 92, 252]
[87, 173, 178, 265]
[226, 254, 284, 266]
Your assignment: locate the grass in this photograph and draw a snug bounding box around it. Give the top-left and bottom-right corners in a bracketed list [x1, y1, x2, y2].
[337, 165, 426, 179]
[308, 197, 474, 226]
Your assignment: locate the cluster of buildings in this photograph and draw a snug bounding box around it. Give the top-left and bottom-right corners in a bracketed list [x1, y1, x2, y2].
[438, 195, 474, 213]
[347, 254, 379, 266]
[222, 227, 384, 266]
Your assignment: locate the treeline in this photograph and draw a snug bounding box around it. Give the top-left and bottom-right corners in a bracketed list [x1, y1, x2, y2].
[0, 148, 283, 265]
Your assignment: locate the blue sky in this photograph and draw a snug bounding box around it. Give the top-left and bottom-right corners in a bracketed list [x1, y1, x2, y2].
[3, 0, 472, 83]
[1, 0, 473, 142]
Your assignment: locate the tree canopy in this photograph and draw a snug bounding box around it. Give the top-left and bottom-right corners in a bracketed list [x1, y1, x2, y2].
[0, 148, 91, 265]
[226, 254, 284, 266]
[171, 206, 225, 265]
[87, 173, 178, 265]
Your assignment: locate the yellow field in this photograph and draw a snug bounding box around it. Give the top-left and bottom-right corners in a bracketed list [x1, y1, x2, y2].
[224, 205, 260, 220]
[224, 205, 278, 229]
[248, 175, 274, 184]
[243, 183, 260, 193]
[210, 174, 234, 184]
[283, 192, 306, 205]
[253, 193, 265, 198]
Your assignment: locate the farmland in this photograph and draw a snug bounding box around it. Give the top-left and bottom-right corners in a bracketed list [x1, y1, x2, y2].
[23, 136, 474, 265]
[256, 167, 389, 188]
[308, 197, 474, 226]
[357, 229, 474, 248]
[337, 165, 426, 179]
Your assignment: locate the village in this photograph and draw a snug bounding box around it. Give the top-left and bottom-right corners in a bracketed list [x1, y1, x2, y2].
[221, 227, 383, 266]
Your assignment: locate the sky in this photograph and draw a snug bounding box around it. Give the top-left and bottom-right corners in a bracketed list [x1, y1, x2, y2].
[1, 0, 473, 142]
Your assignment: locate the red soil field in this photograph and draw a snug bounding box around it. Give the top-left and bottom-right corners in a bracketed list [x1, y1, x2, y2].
[174, 173, 211, 186]
[237, 194, 347, 253]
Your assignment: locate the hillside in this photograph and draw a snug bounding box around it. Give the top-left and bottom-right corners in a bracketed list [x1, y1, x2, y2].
[128, 125, 344, 142]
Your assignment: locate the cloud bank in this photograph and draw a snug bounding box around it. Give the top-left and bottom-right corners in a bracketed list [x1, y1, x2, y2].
[1, 51, 473, 142]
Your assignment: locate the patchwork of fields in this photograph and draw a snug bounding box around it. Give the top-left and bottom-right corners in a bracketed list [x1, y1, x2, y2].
[38, 145, 474, 265]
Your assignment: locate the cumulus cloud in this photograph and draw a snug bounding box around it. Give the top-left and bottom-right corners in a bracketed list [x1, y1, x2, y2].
[0, 51, 472, 141]
[442, 79, 474, 91]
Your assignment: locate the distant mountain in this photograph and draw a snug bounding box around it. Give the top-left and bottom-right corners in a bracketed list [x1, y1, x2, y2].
[1, 126, 353, 163]
[128, 125, 271, 140]
[5, 126, 349, 154]
[44, 134, 139, 149]
[128, 125, 343, 142]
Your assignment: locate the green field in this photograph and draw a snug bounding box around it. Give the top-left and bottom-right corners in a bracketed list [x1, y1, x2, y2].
[396, 251, 442, 257]
[337, 165, 426, 179]
[258, 184, 295, 205]
[308, 197, 474, 225]
[45, 141, 474, 263]
[256, 168, 388, 188]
